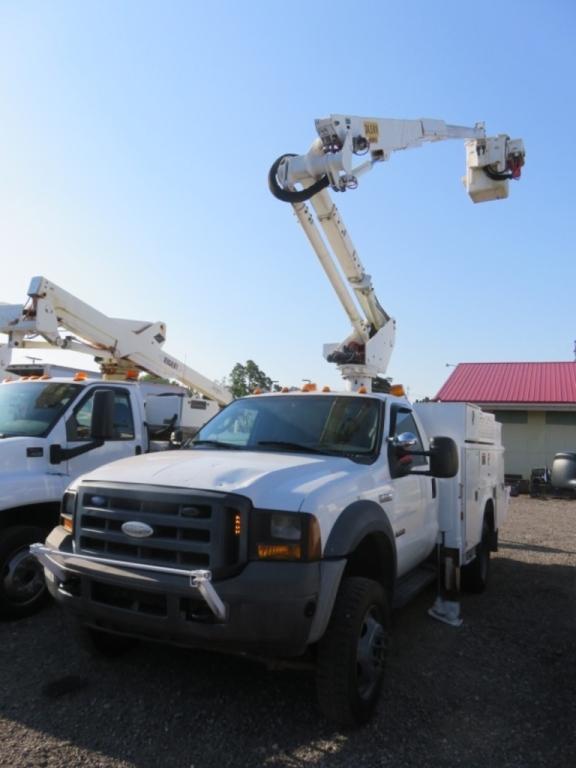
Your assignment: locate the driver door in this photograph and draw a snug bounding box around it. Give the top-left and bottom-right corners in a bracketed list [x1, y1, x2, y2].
[387, 404, 437, 575]
[63, 386, 141, 481]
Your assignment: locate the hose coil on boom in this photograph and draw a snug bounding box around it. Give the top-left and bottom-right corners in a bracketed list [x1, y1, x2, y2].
[268, 154, 329, 203]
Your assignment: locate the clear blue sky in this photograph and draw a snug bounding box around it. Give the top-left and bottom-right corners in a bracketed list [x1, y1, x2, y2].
[1, 1, 574, 400]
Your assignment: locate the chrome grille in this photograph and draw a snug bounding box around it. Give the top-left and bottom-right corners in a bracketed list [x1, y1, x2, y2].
[75, 484, 249, 578]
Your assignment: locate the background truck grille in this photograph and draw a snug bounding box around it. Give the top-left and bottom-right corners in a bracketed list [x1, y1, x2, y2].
[75, 484, 250, 578]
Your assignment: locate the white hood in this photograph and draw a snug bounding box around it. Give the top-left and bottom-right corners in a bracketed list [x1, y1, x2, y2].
[79, 449, 359, 512]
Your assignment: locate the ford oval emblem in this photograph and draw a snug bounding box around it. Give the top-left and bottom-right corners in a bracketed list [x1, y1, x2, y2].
[121, 521, 154, 539]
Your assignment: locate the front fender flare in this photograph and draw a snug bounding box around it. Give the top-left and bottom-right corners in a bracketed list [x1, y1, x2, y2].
[324, 499, 397, 574]
[307, 501, 397, 645]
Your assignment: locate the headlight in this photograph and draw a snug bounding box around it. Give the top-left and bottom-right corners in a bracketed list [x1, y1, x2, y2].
[270, 513, 302, 541]
[59, 490, 77, 533]
[250, 510, 321, 562]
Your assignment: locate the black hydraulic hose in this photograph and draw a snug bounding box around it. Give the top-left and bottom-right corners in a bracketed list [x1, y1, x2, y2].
[483, 164, 513, 181]
[268, 153, 330, 203]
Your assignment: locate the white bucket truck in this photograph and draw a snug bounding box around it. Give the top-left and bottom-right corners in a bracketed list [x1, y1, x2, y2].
[33, 114, 523, 725]
[0, 276, 231, 618]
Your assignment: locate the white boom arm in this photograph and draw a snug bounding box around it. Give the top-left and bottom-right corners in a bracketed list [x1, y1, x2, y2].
[269, 114, 525, 391]
[0, 276, 232, 405]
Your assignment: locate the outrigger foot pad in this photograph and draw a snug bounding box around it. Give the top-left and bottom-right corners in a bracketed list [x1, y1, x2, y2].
[428, 596, 463, 627]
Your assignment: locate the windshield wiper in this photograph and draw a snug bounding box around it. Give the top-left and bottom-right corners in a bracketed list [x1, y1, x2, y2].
[191, 439, 244, 450]
[257, 440, 324, 454]
[258, 440, 373, 461]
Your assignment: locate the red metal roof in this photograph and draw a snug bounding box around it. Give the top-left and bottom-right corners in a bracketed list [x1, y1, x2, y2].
[435, 363, 576, 404]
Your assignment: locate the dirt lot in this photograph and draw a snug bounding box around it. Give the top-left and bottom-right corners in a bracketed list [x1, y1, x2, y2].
[1, 496, 575, 768]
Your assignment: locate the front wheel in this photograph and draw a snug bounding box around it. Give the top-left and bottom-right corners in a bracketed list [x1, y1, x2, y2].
[316, 576, 390, 727]
[0, 526, 49, 620]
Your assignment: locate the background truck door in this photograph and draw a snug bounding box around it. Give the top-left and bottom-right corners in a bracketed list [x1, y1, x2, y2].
[387, 404, 437, 575]
[61, 386, 141, 480]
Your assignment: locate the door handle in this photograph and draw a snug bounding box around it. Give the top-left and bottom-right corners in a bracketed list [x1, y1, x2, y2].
[379, 491, 394, 503]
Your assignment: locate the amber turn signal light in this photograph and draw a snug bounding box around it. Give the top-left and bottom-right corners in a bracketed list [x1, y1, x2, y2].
[60, 516, 73, 533]
[257, 543, 302, 560]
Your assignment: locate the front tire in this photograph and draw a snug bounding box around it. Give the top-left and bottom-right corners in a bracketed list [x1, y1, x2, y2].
[316, 576, 389, 727]
[0, 526, 49, 620]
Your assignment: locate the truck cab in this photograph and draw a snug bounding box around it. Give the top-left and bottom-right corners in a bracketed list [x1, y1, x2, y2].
[0, 375, 214, 618]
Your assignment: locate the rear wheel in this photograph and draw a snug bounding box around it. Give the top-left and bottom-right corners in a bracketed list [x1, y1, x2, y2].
[0, 526, 49, 619]
[316, 576, 389, 727]
[462, 516, 491, 593]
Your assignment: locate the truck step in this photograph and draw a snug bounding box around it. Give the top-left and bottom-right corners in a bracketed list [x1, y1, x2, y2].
[393, 565, 437, 610]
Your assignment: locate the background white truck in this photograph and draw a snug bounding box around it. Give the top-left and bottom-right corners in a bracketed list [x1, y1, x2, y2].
[32, 114, 523, 725]
[0, 276, 231, 618]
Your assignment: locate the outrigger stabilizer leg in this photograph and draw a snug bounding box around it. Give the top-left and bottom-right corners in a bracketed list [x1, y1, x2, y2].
[428, 541, 463, 627]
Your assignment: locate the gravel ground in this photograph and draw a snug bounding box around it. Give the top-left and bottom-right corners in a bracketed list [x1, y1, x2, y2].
[1, 496, 575, 768]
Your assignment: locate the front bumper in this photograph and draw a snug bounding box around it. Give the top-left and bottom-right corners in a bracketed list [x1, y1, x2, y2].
[36, 527, 324, 656]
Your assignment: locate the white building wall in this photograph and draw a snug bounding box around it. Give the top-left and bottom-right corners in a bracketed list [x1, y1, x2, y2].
[497, 411, 576, 478]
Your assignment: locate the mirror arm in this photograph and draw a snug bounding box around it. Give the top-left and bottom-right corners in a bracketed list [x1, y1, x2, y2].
[50, 440, 105, 465]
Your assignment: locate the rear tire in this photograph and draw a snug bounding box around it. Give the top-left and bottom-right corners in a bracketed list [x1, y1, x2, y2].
[316, 576, 389, 727]
[0, 526, 49, 619]
[462, 517, 491, 593]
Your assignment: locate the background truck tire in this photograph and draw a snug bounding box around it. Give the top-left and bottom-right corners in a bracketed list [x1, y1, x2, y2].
[462, 516, 491, 593]
[0, 526, 49, 620]
[316, 576, 389, 727]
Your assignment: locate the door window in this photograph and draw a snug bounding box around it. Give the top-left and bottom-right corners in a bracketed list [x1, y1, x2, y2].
[388, 407, 428, 475]
[66, 390, 135, 441]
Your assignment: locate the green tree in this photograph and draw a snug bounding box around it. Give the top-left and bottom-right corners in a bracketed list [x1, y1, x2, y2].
[228, 360, 275, 398]
[140, 374, 171, 384]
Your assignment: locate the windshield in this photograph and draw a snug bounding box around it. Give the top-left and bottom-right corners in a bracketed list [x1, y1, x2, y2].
[0, 382, 82, 438]
[191, 395, 382, 459]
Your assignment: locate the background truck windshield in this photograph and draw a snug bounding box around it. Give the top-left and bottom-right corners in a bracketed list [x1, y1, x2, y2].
[193, 395, 381, 457]
[0, 382, 82, 437]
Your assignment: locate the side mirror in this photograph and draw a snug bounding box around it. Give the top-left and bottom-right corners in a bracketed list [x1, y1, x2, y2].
[387, 432, 418, 451]
[169, 428, 184, 449]
[428, 436, 459, 478]
[387, 432, 419, 477]
[91, 390, 115, 440]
